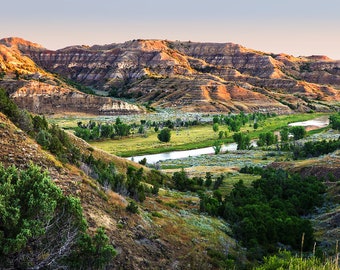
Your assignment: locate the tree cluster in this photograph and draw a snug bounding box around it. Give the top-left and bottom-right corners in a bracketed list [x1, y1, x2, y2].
[0, 87, 163, 203]
[291, 138, 340, 159]
[233, 132, 251, 150]
[0, 88, 35, 135]
[213, 112, 275, 132]
[0, 164, 115, 269]
[329, 113, 340, 130]
[199, 168, 326, 259]
[0, 88, 80, 164]
[82, 155, 161, 202]
[75, 118, 131, 141]
[257, 132, 278, 147]
[289, 126, 307, 140]
[239, 165, 264, 175]
[172, 170, 223, 192]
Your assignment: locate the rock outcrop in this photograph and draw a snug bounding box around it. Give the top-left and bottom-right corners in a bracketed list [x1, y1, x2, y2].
[0, 38, 142, 115]
[12, 81, 140, 115]
[1, 37, 340, 113]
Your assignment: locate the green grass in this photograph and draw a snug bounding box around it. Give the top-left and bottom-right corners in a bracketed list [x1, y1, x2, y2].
[219, 173, 260, 195]
[90, 125, 224, 157]
[246, 113, 327, 140]
[90, 113, 328, 157]
[307, 126, 330, 136]
[48, 116, 97, 129]
[48, 112, 329, 157]
[255, 250, 339, 270]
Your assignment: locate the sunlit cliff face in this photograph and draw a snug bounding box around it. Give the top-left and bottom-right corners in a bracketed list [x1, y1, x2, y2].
[1, 37, 340, 114]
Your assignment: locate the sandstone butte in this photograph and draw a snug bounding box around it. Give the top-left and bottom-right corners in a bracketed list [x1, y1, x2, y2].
[1, 37, 340, 115]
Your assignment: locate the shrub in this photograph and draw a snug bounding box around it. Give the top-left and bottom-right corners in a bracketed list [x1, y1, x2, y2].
[213, 140, 223, 154]
[255, 251, 338, 270]
[329, 113, 340, 130]
[126, 201, 139, 214]
[139, 157, 147, 165]
[0, 163, 116, 269]
[158, 128, 171, 142]
[0, 88, 20, 125]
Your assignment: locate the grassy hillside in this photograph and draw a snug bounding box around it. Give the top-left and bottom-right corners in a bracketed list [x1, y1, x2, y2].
[1, 86, 339, 268]
[0, 110, 243, 268]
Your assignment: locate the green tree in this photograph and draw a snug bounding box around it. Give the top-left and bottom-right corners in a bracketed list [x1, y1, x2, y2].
[229, 119, 242, 132]
[280, 127, 289, 142]
[71, 227, 116, 269]
[0, 164, 114, 269]
[257, 132, 277, 147]
[213, 140, 223, 154]
[115, 117, 122, 125]
[0, 164, 62, 259]
[36, 129, 52, 148]
[172, 169, 190, 191]
[213, 115, 220, 124]
[0, 164, 115, 269]
[100, 124, 114, 138]
[213, 174, 224, 190]
[0, 88, 20, 124]
[32, 115, 48, 132]
[213, 123, 219, 133]
[90, 125, 101, 140]
[233, 132, 251, 150]
[74, 126, 91, 141]
[158, 128, 171, 143]
[205, 172, 213, 187]
[114, 123, 130, 137]
[138, 157, 147, 165]
[126, 201, 139, 214]
[289, 126, 306, 140]
[329, 113, 340, 130]
[138, 125, 145, 134]
[16, 109, 34, 134]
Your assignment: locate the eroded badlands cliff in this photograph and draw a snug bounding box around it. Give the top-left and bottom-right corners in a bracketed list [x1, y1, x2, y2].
[1, 37, 340, 114]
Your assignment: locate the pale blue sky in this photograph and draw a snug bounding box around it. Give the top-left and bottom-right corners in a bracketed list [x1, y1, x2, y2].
[2, 0, 340, 59]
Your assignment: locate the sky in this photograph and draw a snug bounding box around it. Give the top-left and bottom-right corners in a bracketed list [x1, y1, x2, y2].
[2, 0, 340, 59]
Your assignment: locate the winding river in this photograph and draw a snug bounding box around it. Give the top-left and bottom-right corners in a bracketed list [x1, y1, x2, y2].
[128, 143, 239, 164]
[287, 115, 329, 128]
[127, 116, 329, 164]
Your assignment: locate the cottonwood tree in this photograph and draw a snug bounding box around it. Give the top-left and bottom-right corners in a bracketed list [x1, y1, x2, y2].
[289, 126, 306, 140]
[233, 132, 251, 150]
[158, 128, 171, 143]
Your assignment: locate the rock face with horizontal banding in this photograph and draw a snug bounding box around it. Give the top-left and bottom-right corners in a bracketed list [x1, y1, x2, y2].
[1, 37, 340, 113]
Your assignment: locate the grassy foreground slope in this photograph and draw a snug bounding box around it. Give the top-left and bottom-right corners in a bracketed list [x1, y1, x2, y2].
[0, 112, 243, 269]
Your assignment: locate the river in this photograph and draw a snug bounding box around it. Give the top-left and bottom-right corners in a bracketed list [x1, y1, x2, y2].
[128, 116, 329, 164]
[287, 115, 329, 128]
[128, 143, 238, 164]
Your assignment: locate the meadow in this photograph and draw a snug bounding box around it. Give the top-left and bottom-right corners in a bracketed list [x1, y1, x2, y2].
[49, 112, 327, 157]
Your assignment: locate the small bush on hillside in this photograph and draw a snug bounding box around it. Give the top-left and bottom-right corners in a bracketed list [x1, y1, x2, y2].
[126, 201, 139, 214]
